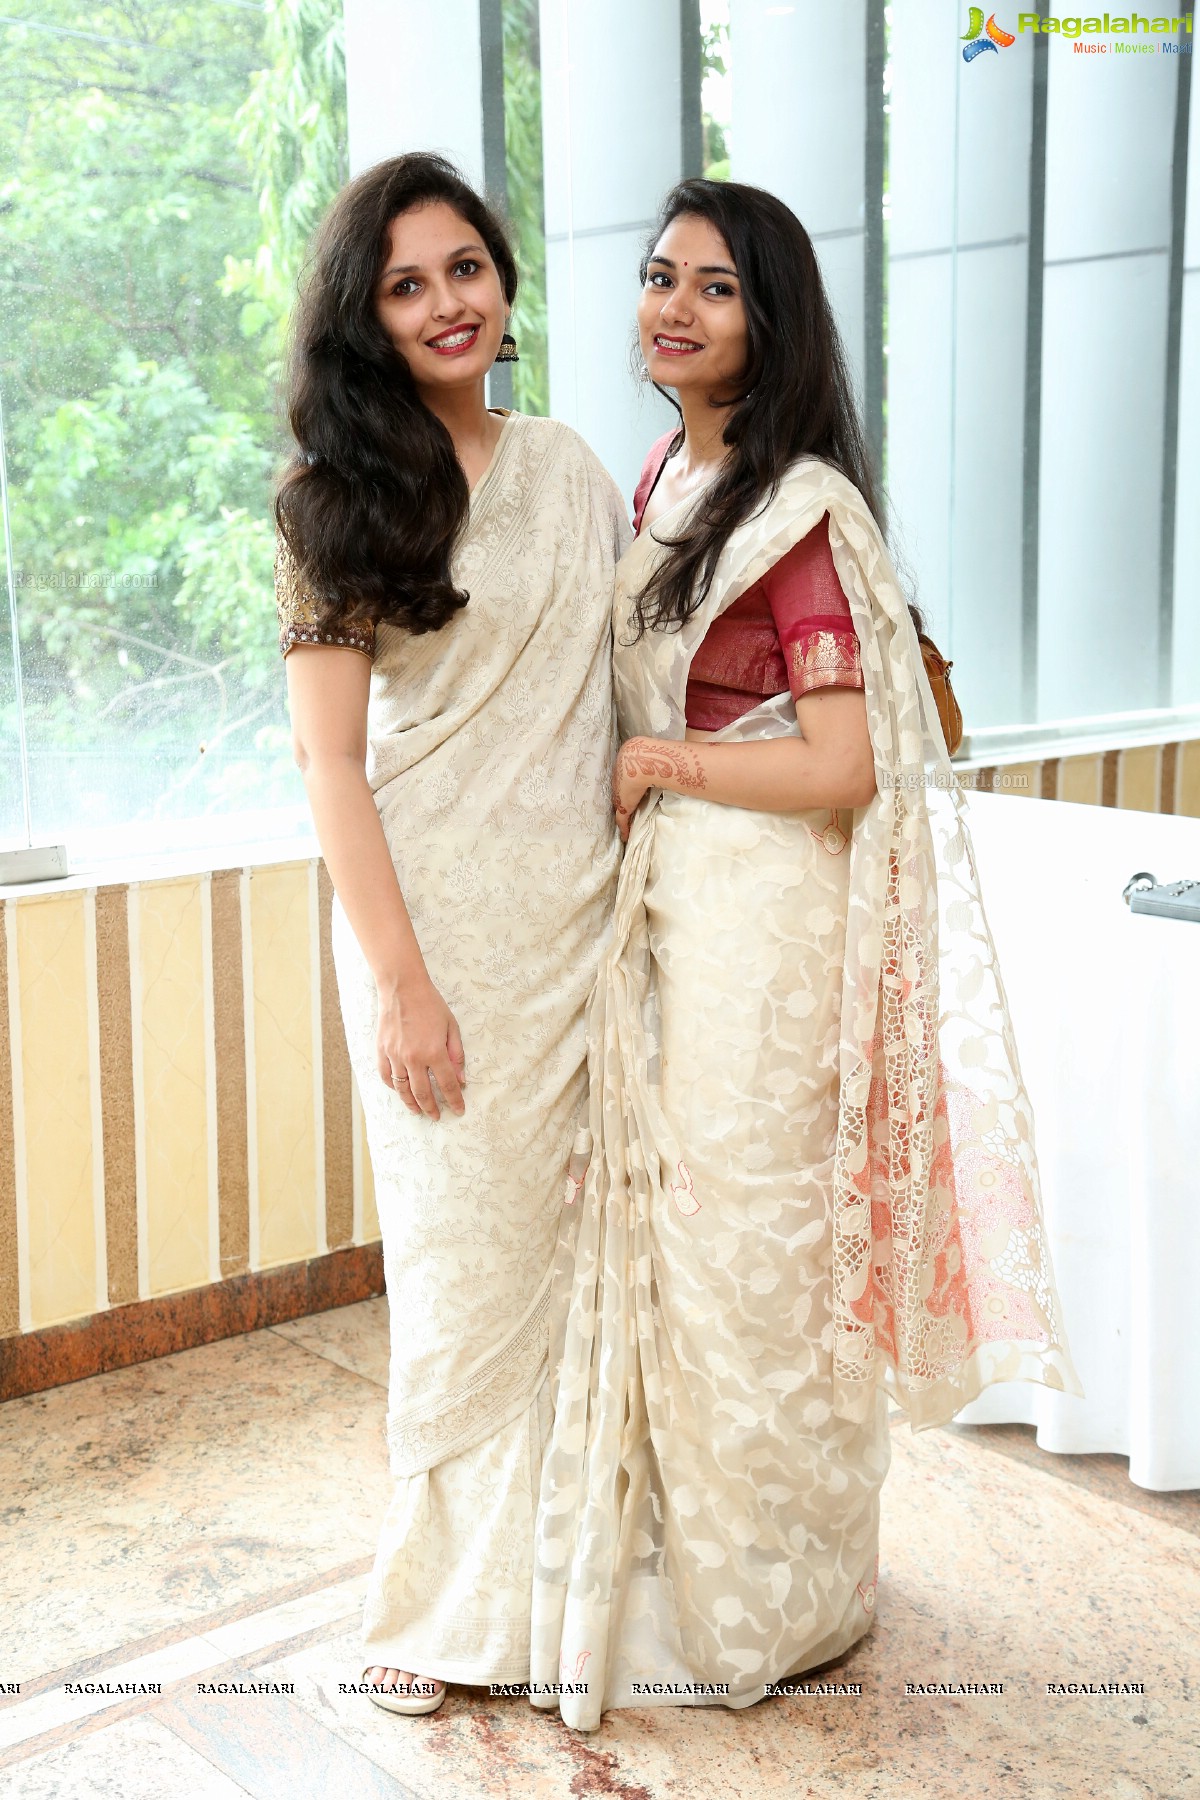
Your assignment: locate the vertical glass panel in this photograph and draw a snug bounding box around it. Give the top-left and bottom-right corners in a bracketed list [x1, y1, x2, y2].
[887, 0, 1034, 723]
[538, 0, 685, 502]
[503, 0, 550, 417]
[0, 1, 347, 862]
[1172, 50, 1200, 707]
[883, 4, 1197, 731]
[1036, 45, 1175, 721]
[0, 423, 25, 847]
[702, 2, 732, 179]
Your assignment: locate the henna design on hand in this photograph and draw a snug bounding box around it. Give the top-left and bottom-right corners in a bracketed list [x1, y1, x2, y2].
[618, 739, 708, 794]
[612, 737, 709, 840]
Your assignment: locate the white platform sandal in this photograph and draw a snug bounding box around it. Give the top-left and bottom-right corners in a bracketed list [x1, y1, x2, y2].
[362, 1668, 447, 1717]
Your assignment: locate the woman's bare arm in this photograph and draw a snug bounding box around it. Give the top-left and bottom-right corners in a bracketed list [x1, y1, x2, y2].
[612, 688, 876, 840]
[286, 645, 465, 1118]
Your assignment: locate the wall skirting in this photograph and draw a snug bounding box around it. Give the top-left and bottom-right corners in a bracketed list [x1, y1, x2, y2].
[0, 1242, 384, 1403]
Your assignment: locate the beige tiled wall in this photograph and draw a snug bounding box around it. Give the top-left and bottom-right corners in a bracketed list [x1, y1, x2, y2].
[137, 876, 211, 1296]
[14, 891, 98, 1328]
[0, 861, 379, 1342]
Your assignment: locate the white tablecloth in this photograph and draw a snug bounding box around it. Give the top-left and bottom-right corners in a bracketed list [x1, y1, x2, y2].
[951, 791, 1200, 1490]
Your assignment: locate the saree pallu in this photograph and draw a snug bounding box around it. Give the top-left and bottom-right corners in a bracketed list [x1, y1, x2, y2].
[333, 413, 629, 1684]
[531, 456, 1079, 1728]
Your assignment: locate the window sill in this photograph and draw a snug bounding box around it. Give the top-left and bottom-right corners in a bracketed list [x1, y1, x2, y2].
[954, 703, 1200, 768]
[0, 830, 320, 902]
[4, 705, 1198, 900]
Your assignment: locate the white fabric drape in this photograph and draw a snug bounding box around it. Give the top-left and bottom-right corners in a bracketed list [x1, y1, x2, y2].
[532, 456, 1080, 1728]
[334, 413, 630, 1681]
[953, 792, 1200, 1492]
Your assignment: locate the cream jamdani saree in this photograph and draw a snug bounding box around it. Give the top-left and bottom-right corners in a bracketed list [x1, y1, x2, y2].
[530, 455, 1079, 1728]
[295, 413, 629, 1685]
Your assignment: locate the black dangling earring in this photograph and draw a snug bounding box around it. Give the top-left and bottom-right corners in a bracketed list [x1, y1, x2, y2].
[495, 331, 519, 364]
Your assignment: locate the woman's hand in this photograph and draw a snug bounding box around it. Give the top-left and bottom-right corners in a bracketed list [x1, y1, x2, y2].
[287, 645, 469, 1116]
[612, 738, 655, 843]
[376, 978, 466, 1121]
[612, 736, 709, 842]
[611, 704, 875, 829]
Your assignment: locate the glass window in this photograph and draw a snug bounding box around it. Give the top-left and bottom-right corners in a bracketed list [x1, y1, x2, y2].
[0, 1, 347, 864]
[502, 0, 549, 419]
[528, 0, 1198, 737]
[4, 0, 1195, 875]
[1, 416, 26, 847]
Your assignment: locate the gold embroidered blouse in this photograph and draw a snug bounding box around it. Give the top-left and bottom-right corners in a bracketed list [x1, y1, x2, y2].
[274, 535, 375, 659]
[791, 629, 863, 695]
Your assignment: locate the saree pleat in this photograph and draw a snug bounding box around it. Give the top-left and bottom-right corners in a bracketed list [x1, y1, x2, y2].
[532, 456, 1078, 1728]
[336, 413, 628, 1682]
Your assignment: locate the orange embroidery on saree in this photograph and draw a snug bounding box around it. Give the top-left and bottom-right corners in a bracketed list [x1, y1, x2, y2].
[670, 1160, 701, 1216]
[842, 845, 1051, 1380]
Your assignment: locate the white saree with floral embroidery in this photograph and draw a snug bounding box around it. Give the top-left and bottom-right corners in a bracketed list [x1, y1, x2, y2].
[530, 455, 1079, 1729]
[309, 413, 628, 1685]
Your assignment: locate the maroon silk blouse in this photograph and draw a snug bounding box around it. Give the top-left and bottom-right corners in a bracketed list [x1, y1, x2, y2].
[632, 431, 864, 731]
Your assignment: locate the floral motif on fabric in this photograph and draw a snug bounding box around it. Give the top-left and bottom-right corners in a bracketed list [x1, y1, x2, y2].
[385, 1280, 553, 1478]
[531, 452, 1079, 1733]
[668, 1159, 700, 1215]
[332, 414, 629, 1687]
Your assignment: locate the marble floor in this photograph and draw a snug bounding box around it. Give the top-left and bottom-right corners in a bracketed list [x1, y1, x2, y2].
[1, 1298, 1195, 1800]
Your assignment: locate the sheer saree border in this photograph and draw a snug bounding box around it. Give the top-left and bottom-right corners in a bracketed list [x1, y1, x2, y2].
[820, 494, 1079, 1426]
[386, 1273, 552, 1478]
[830, 803, 1080, 1428]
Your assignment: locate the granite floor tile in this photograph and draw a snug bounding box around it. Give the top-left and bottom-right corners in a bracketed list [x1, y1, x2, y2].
[0, 1635, 228, 1755]
[851, 1416, 1195, 1800]
[2, 1303, 1194, 1800]
[154, 1685, 406, 1800]
[269, 1296, 390, 1389]
[248, 1623, 1176, 1800]
[0, 1713, 248, 1799]
[244, 1626, 647, 1800]
[949, 1422, 1200, 1540]
[244, 1415, 1195, 1800]
[198, 1573, 368, 1663]
[2, 1326, 391, 1679]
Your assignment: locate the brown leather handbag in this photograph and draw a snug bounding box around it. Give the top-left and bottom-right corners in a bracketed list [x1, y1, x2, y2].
[917, 634, 963, 756]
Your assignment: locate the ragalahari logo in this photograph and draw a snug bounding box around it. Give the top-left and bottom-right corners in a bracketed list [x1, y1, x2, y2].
[962, 8, 1018, 58]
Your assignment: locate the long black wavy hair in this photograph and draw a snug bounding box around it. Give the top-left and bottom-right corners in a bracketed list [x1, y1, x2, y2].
[633, 178, 922, 638]
[277, 153, 518, 637]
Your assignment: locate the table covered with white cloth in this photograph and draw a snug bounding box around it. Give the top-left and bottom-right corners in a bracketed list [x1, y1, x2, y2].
[949, 790, 1200, 1490]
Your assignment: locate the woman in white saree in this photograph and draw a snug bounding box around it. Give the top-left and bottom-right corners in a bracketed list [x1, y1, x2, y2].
[276, 155, 627, 1714]
[531, 180, 1079, 1730]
